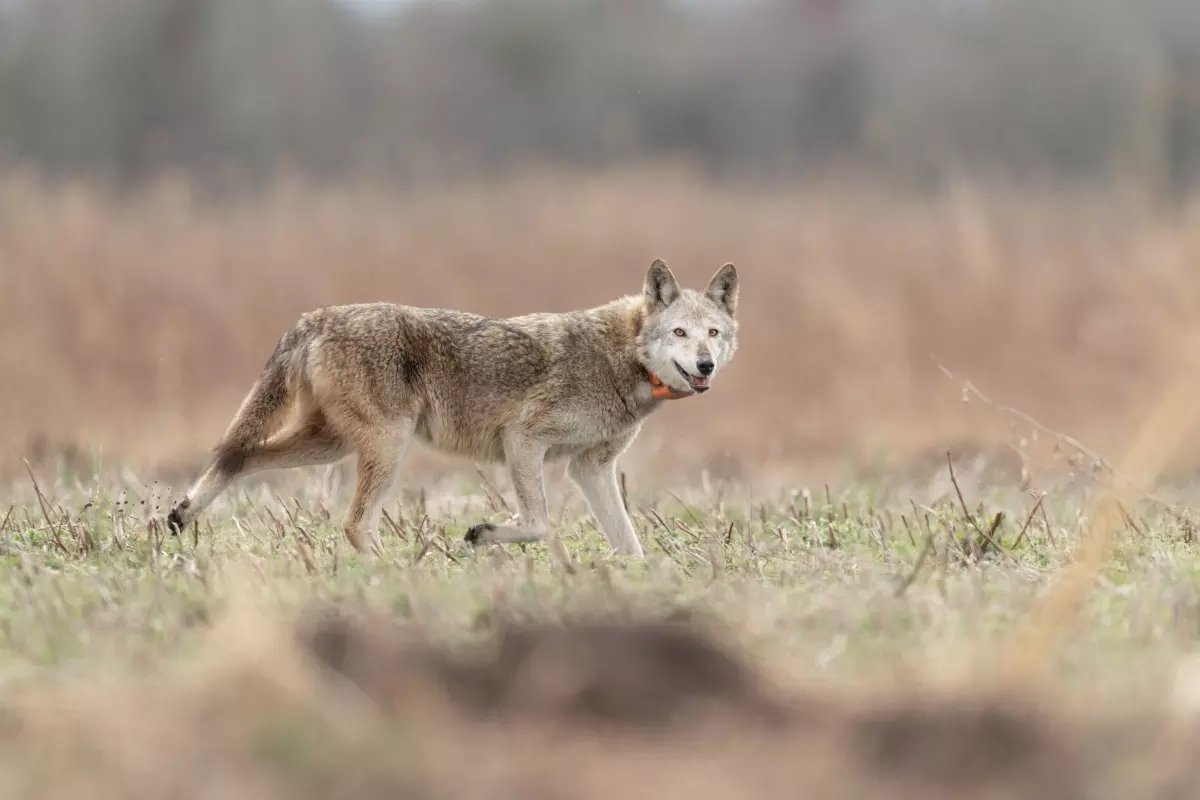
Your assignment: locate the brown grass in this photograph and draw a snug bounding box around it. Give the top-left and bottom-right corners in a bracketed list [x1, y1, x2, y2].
[10, 167, 1200, 797]
[4, 166, 1200, 483]
[3, 610, 1196, 799]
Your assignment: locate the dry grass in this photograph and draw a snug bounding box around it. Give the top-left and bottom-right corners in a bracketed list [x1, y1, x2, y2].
[7, 168, 1200, 795]
[5, 167, 1200, 484]
[6, 609, 1198, 800]
[1, 467, 1200, 797]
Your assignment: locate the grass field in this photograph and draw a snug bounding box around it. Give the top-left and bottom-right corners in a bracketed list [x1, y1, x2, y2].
[4, 459, 1200, 683]
[3, 454, 1200, 796]
[7, 169, 1200, 795]
[6, 168, 1200, 478]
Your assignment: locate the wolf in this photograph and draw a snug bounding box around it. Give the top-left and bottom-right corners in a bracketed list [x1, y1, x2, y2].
[166, 260, 739, 557]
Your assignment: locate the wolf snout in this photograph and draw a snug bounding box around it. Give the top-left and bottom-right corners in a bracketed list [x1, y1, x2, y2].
[696, 359, 714, 376]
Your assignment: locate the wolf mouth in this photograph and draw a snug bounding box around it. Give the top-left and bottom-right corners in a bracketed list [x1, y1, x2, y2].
[673, 361, 711, 392]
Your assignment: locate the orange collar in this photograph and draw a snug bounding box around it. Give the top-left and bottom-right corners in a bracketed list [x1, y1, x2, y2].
[648, 371, 694, 401]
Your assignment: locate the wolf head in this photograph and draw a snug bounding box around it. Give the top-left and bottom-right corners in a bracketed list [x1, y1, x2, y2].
[637, 259, 739, 396]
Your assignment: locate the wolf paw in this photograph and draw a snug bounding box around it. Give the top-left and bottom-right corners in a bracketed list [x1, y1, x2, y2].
[464, 523, 495, 546]
[166, 499, 190, 535]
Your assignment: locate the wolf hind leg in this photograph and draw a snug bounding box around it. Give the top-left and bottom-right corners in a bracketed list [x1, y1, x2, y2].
[167, 440, 262, 534]
[242, 412, 348, 473]
[340, 418, 414, 555]
[167, 411, 348, 534]
[167, 336, 302, 533]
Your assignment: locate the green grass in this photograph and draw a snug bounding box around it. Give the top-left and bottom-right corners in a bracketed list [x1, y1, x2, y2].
[3, 463, 1199, 694]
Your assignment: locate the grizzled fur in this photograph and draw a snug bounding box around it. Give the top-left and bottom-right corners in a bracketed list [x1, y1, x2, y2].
[167, 261, 739, 556]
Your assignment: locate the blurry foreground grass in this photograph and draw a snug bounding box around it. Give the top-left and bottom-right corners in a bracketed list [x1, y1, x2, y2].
[3, 464, 1200, 796]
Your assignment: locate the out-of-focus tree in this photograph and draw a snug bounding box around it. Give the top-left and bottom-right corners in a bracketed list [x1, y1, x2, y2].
[0, 0, 1198, 190]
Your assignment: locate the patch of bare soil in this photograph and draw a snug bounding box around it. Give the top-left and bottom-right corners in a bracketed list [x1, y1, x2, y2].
[298, 616, 1199, 800]
[1, 614, 1196, 797]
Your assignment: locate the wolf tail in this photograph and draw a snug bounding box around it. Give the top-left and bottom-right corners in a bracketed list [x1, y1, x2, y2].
[211, 329, 307, 475]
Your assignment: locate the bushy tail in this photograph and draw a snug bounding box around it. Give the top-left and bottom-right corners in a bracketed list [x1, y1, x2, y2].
[212, 331, 305, 474]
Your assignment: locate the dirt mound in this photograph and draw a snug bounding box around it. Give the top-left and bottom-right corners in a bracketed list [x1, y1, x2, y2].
[0, 615, 1194, 798]
[306, 615, 793, 728]
[297, 615, 1183, 800]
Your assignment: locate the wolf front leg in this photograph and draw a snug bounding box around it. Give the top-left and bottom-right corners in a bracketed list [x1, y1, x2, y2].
[465, 434, 550, 547]
[568, 442, 644, 557]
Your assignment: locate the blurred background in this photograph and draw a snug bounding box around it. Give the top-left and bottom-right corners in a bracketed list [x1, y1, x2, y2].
[4, 0, 1200, 485]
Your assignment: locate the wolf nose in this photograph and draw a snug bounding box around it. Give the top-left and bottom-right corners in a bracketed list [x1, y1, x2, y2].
[696, 360, 714, 376]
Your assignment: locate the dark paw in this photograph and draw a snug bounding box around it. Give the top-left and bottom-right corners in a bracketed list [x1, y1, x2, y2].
[166, 507, 186, 535]
[464, 523, 495, 546]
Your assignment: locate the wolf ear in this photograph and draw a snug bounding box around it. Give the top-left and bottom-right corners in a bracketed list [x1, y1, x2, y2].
[643, 259, 681, 309]
[706, 263, 738, 316]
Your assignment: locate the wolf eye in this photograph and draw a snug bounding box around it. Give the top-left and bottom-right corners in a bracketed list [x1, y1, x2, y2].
[708, 328, 719, 337]
[673, 328, 687, 337]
